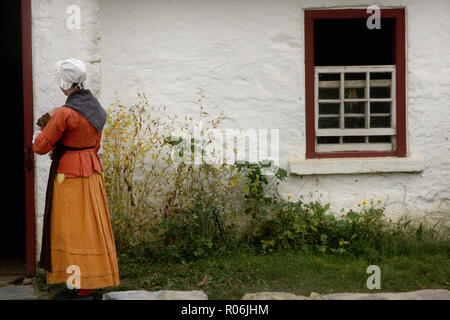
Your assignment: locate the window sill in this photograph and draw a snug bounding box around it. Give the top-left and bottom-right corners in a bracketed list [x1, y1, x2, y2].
[289, 154, 425, 175]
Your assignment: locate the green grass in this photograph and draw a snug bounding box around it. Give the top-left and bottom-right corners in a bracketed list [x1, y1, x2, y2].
[33, 246, 450, 300]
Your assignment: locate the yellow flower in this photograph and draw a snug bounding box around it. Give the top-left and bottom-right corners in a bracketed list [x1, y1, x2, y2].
[363, 200, 367, 204]
[287, 195, 292, 199]
[377, 200, 382, 203]
[230, 177, 238, 188]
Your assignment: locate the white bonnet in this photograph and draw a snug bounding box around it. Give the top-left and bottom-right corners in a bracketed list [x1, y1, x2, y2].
[54, 58, 87, 90]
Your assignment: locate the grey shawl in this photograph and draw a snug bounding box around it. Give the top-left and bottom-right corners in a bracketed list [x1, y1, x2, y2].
[64, 89, 107, 132]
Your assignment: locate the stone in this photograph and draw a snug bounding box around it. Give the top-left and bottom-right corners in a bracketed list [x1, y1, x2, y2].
[242, 292, 309, 300]
[309, 292, 327, 300]
[324, 289, 450, 300]
[0, 276, 20, 287]
[241, 289, 450, 300]
[289, 155, 425, 175]
[102, 290, 208, 300]
[0, 285, 38, 300]
[22, 278, 33, 285]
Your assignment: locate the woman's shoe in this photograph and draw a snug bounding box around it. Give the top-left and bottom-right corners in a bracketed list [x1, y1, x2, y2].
[70, 289, 94, 300]
[71, 294, 94, 300]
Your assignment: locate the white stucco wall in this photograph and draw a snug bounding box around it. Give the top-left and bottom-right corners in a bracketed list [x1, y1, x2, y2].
[32, 0, 102, 257]
[97, 0, 450, 219]
[32, 0, 450, 255]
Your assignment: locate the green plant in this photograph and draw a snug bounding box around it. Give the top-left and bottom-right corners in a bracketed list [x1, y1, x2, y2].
[151, 89, 246, 261]
[102, 89, 246, 261]
[101, 92, 176, 251]
[251, 200, 383, 254]
[100, 90, 449, 265]
[250, 198, 450, 258]
[234, 160, 287, 240]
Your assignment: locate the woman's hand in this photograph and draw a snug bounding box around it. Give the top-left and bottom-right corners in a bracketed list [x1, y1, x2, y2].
[48, 107, 60, 117]
[32, 129, 41, 144]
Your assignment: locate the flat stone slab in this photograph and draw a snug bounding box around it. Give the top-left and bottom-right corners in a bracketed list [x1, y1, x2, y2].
[102, 289, 450, 301]
[0, 275, 21, 287]
[243, 289, 450, 300]
[103, 290, 208, 300]
[324, 289, 450, 300]
[0, 285, 38, 300]
[243, 292, 310, 300]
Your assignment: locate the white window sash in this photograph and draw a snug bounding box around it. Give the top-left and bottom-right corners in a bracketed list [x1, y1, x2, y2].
[315, 65, 396, 153]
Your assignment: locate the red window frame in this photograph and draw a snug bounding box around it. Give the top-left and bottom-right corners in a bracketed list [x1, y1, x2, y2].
[304, 8, 406, 159]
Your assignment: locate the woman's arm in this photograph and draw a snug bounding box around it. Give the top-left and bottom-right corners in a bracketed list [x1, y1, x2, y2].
[32, 107, 71, 155]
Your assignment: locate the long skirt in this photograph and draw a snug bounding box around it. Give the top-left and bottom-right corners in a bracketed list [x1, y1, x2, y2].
[46, 172, 120, 289]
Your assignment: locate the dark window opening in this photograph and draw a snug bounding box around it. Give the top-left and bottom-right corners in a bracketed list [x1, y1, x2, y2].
[314, 18, 395, 66]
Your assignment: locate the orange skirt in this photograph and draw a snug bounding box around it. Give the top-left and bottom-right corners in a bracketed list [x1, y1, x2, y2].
[46, 172, 120, 289]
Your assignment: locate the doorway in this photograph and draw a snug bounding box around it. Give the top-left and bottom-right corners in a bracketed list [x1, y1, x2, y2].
[0, 0, 35, 281]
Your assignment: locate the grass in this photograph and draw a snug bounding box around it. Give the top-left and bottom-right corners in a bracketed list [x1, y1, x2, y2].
[33, 245, 450, 300]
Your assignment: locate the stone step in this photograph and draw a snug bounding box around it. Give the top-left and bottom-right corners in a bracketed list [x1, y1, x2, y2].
[102, 289, 450, 300]
[243, 289, 450, 300]
[102, 290, 208, 300]
[0, 285, 38, 300]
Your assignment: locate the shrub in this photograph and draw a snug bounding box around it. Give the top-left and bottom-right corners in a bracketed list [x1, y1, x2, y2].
[101, 93, 176, 251]
[102, 90, 250, 260]
[101, 90, 449, 262]
[153, 158, 244, 261]
[252, 199, 449, 257]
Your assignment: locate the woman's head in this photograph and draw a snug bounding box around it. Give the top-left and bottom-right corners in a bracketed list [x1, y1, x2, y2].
[54, 58, 86, 95]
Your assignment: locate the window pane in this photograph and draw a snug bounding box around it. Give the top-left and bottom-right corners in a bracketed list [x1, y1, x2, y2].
[369, 136, 391, 143]
[345, 73, 366, 81]
[319, 73, 340, 81]
[318, 73, 340, 99]
[345, 102, 365, 114]
[370, 72, 392, 98]
[371, 102, 391, 114]
[317, 137, 339, 144]
[345, 88, 366, 99]
[319, 103, 340, 115]
[345, 117, 365, 128]
[343, 136, 366, 143]
[370, 116, 391, 128]
[344, 73, 366, 99]
[319, 117, 339, 129]
[345, 87, 365, 99]
[370, 72, 392, 80]
[319, 88, 340, 99]
[371, 87, 391, 98]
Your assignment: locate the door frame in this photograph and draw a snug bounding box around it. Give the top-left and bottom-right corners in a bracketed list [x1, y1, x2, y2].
[22, 0, 35, 277]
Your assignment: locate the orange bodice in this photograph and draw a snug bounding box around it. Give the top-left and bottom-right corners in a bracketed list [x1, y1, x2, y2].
[32, 107, 103, 178]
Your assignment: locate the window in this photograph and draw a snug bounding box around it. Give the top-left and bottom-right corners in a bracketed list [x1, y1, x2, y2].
[304, 9, 406, 158]
[316, 66, 396, 152]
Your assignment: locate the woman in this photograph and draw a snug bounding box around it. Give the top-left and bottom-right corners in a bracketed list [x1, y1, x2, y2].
[33, 58, 120, 298]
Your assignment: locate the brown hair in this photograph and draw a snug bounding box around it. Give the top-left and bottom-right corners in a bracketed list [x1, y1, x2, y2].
[72, 83, 84, 90]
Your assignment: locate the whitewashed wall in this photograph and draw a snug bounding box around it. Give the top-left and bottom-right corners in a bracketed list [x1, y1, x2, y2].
[97, 0, 450, 218]
[32, 0, 102, 257]
[32, 0, 450, 255]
